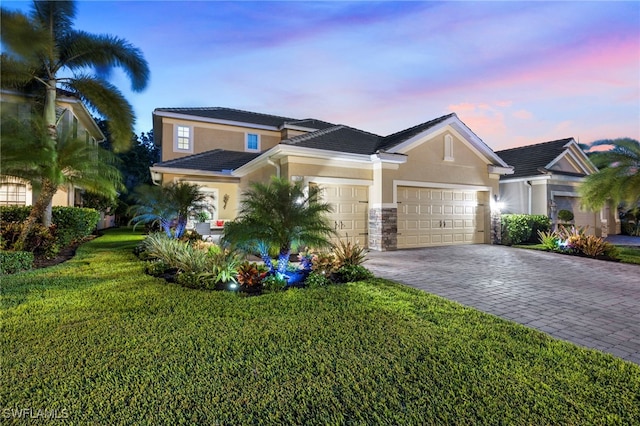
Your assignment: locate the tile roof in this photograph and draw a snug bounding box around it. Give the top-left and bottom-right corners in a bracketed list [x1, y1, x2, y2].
[495, 138, 576, 179]
[154, 149, 261, 173]
[154, 107, 298, 128]
[282, 125, 382, 155]
[154, 107, 339, 131]
[377, 113, 456, 151]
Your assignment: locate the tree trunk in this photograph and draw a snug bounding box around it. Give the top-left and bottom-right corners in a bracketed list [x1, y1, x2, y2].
[15, 179, 58, 251]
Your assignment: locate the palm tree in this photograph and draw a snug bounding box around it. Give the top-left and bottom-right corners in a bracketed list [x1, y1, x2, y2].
[128, 182, 210, 238]
[1, 1, 149, 150]
[1, 116, 123, 250]
[222, 177, 335, 276]
[580, 138, 640, 212]
[1, 0, 149, 233]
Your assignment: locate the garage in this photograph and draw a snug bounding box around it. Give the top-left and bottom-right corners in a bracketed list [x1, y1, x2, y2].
[397, 186, 485, 248]
[316, 183, 369, 246]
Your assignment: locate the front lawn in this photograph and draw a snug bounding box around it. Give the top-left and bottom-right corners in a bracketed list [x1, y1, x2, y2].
[2, 229, 639, 424]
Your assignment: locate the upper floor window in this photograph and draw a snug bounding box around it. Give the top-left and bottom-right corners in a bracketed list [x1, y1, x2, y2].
[175, 125, 193, 153]
[444, 134, 454, 161]
[246, 133, 260, 152]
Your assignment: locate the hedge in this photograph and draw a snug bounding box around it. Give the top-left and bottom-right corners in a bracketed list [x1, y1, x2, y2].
[0, 206, 100, 248]
[501, 214, 551, 245]
[0, 251, 34, 275]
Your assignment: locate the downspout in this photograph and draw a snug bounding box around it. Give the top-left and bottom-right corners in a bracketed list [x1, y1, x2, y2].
[267, 157, 280, 178]
[524, 180, 532, 214]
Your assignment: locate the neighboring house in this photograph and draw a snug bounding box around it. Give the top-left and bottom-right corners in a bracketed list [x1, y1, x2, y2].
[0, 89, 115, 229]
[496, 138, 618, 237]
[152, 107, 513, 250]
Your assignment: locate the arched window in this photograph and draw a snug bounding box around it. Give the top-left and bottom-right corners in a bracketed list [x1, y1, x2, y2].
[444, 134, 454, 161]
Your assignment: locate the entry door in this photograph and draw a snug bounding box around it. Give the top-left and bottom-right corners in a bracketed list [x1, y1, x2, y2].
[397, 187, 484, 248]
[316, 184, 369, 246]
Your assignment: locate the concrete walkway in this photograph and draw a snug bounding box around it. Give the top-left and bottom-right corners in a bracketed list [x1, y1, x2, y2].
[366, 245, 640, 364]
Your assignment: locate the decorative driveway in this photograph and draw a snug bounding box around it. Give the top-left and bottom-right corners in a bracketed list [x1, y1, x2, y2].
[366, 245, 640, 364]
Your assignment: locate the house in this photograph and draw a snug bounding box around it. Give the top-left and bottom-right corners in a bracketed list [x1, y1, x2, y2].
[496, 138, 618, 237]
[151, 107, 514, 250]
[0, 89, 114, 229]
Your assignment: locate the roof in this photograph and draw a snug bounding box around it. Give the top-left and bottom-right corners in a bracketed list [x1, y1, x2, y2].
[283, 125, 382, 155]
[495, 138, 577, 179]
[153, 149, 261, 173]
[377, 113, 456, 151]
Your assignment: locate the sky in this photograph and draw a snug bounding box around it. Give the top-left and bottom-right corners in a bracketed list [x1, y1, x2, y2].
[4, 1, 640, 151]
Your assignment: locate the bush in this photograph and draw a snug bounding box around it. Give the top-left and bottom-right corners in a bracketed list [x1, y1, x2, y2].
[52, 207, 100, 247]
[333, 239, 368, 268]
[0, 206, 99, 249]
[0, 222, 59, 258]
[557, 209, 575, 222]
[305, 271, 333, 288]
[502, 214, 551, 245]
[336, 264, 374, 283]
[537, 230, 560, 251]
[0, 251, 34, 274]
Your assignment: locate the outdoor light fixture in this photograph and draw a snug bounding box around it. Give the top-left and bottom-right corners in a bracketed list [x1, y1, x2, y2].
[491, 194, 505, 212]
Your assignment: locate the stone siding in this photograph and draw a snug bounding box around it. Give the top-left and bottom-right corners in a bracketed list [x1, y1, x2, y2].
[369, 207, 397, 251]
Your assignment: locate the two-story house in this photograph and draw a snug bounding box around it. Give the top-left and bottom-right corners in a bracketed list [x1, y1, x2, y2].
[496, 139, 616, 237]
[151, 107, 514, 251]
[1, 89, 114, 227]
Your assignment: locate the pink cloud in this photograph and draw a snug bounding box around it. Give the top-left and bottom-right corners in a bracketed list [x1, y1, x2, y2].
[513, 110, 533, 120]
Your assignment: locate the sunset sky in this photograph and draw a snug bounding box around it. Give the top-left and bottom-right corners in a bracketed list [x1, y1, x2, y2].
[4, 1, 640, 150]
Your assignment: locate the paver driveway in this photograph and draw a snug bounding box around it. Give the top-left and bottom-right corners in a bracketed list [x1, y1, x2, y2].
[366, 245, 640, 364]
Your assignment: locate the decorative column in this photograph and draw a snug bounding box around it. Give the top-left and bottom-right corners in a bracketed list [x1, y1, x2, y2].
[369, 207, 397, 251]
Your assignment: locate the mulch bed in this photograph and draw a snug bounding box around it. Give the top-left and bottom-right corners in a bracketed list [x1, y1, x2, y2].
[32, 236, 96, 269]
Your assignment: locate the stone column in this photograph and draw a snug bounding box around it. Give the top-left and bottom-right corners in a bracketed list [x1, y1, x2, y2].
[369, 207, 398, 251]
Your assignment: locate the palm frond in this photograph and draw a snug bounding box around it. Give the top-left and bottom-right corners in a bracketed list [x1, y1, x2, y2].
[65, 76, 135, 152]
[30, 0, 76, 41]
[60, 31, 150, 92]
[0, 8, 52, 62]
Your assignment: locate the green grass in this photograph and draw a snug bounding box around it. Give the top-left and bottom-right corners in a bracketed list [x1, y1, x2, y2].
[515, 243, 640, 265]
[2, 229, 639, 425]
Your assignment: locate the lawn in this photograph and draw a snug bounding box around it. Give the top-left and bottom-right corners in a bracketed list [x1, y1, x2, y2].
[2, 229, 639, 424]
[515, 243, 640, 265]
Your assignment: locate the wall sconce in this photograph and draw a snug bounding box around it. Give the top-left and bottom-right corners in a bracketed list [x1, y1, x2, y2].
[223, 194, 229, 210]
[491, 194, 505, 212]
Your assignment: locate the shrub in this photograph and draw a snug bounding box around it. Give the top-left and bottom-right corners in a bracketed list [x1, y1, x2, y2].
[557, 209, 575, 222]
[144, 260, 170, 276]
[501, 214, 532, 245]
[557, 225, 589, 252]
[262, 274, 286, 292]
[141, 233, 189, 268]
[52, 207, 100, 246]
[622, 221, 640, 237]
[236, 262, 268, 293]
[527, 215, 552, 243]
[537, 229, 560, 251]
[311, 252, 338, 276]
[0, 206, 31, 222]
[0, 222, 59, 258]
[305, 271, 334, 288]
[202, 248, 241, 288]
[580, 235, 616, 258]
[0, 251, 34, 274]
[336, 264, 374, 283]
[333, 239, 368, 268]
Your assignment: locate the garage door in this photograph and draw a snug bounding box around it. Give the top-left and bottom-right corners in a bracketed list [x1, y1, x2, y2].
[317, 184, 369, 246]
[397, 187, 485, 248]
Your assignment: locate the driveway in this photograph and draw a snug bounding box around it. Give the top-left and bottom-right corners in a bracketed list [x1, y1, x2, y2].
[366, 245, 640, 364]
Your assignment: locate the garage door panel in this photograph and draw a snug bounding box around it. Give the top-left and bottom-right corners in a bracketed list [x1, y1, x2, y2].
[398, 186, 485, 248]
[318, 183, 369, 246]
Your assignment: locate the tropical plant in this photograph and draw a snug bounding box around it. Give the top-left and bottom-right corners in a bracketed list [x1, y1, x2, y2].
[537, 229, 560, 251]
[128, 182, 210, 238]
[311, 252, 339, 277]
[333, 238, 368, 268]
[1, 0, 148, 244]
[557, 225, 589, 252]
[336, 264, 374, 283]
[203, 248, 242, 288]
[580, 235, 612, 258]
[1, 116, 123, 250]
[580, 138, 640, 212]
[0, 0, 149, 151]
[222, 177, 335, 276]
[236, 262, 269, 292]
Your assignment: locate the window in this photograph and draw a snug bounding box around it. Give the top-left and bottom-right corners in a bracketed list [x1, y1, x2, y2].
[246, 133, 260, 152]
[444, 134, 454, 161]
[175, 125, 192, 152]
[72, 116, 78, 139]
[0, 183, 27, 206]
